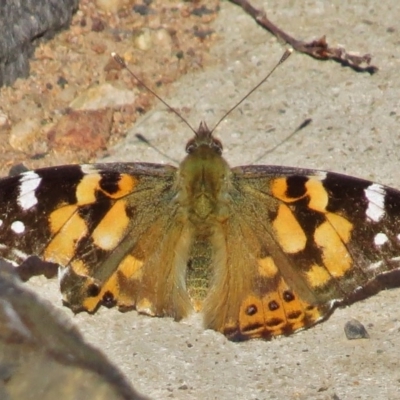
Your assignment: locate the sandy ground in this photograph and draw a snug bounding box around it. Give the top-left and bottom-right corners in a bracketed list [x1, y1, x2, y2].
[18, 0, 400, 399]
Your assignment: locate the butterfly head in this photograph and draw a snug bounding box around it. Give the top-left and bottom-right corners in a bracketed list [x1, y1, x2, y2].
[185, 122, 223, 155]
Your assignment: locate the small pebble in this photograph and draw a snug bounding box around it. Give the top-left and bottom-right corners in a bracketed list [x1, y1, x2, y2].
[344, 319, 370, 340]
[9, 118, 48, 154]
[69, 83, 136, 111]
[0, 111, 9, 127]
[95, 0, 124, 14]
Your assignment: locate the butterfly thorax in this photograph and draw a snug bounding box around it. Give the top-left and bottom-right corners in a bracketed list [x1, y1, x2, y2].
[177, 123, 231, 224]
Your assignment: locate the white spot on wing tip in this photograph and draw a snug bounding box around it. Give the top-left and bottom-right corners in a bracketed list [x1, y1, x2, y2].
[11, 221, 25, 234]
[18, 171, 41, 210]
[374, 232, 388, 246]
[81, 164, 99, 174]
[364, 183, 386, 222]
[312, 171, 327, 181]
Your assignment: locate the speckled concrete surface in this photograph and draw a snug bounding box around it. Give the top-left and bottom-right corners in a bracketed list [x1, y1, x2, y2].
[28, 1, 400, 399]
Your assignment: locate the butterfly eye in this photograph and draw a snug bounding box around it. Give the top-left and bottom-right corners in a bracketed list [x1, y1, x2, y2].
[185, 138, 196, 154]
[211, 138, 223, 154]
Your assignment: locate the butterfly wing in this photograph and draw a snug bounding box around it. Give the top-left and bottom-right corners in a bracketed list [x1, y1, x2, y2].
[0, 163, 193, 319]
[202, 165, 400, 340]
[3, 160, 400, 341]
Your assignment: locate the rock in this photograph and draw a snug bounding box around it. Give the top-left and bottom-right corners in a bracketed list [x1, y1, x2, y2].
[0, 111, 9, 128]
[133, 28, 173, 55]
[95, 0, 125, 14]
[344, 319, 370, 340]
[69, 83, 136, 110]
[8, 118, 48, 155]
[0, 0, 79, 86]
[47, 109, 114, 154]
[0, 259, 147, 400]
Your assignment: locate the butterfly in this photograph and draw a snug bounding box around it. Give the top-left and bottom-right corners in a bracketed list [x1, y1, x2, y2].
[1, 117, 400, 341]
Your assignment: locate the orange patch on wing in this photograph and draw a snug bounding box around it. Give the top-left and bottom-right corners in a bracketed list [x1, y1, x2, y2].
[261, 290, 286, 333]
[258, 256, 278, 278]
[82, 273, 119, 312]
[306, 263, 332, 287]
[48, 204, 78, 233]
[271, 177, 329, 213]
[92, 200, 130, 251]
[75, 172, 137, 207]
[82, 296, 100, 313]
[82, 263, 143, 312]
[273, 204, 307, 253]
[314, 220, 352, 277]
[326, 212, 353, 243]
[105, 174, 137, 198]
[117, 254, 144, 280]
[306, 179, 329, 212]
[276, 280, 304, 331]
[238, 295, 266, 338]
[136, 298, 155, 316]
[271, 178, 299, 202]
[76, 173, 101, 204]
[70, 259, 89, 275]
[235, 278, 326, 339]
[44, 212, 88, 265]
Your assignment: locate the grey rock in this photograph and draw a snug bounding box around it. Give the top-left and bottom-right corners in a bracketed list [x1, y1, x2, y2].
[344, 319, 370, 340]
[0, 259, 147, 400]
[0, 0, 79, 86]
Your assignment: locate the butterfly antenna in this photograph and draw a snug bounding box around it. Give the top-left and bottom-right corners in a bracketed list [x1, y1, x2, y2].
[252, 118, 312, 163]
[111, 52, 197, 136]
[135, 133, 179, 164]
[210, 48, 293, 134]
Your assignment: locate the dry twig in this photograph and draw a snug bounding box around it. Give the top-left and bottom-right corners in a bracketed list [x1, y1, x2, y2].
[229, 0, 378, 73]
